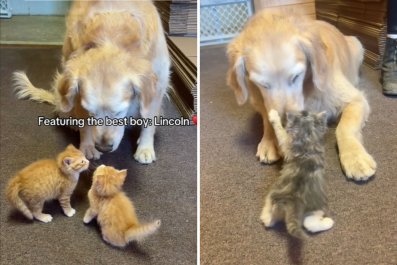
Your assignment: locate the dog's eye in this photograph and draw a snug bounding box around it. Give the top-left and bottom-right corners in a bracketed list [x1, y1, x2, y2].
[113, 111, 123, 116]
[291, 73, 301, 84]
[262, 82, 271, 89]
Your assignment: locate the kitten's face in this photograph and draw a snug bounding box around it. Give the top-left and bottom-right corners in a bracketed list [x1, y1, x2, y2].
[61, 144, 89, 173]
[92, 165, 127, 196]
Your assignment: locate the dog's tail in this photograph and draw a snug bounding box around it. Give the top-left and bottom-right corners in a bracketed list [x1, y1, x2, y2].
[6, 178, 34, 220]
[13, 71, 56, 105]
[124, 220, 161, 242]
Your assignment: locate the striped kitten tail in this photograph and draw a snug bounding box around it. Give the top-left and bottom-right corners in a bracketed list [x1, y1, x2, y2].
[125, 220, 161, 242]
[13, 71, 56, 105]
[284, 201, 308, 240]
[6, 178, 33, 220]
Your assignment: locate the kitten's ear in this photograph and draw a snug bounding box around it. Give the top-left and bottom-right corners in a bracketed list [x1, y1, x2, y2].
[316, 111, 327, 124]
[66, 144, 78, 151]
[117, 169, 127, 183]
[63, 157, 72, 166]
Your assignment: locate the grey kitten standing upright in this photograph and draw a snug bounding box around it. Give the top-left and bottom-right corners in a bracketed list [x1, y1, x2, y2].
[260, 110, 334, 239]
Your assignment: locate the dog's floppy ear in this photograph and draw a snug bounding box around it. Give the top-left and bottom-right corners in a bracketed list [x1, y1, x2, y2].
[140, 73, 157, 113]
[130, 71, 157, 117]
[56, 72, 79, 113]
[227, 41, 248, 105]
[297, 33, 332, 91]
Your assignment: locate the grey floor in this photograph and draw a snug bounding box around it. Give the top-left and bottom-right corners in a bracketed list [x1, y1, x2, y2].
[200, 45, 397, 265]
[0, 16, 65, 45]
[0, 47, 196, 265]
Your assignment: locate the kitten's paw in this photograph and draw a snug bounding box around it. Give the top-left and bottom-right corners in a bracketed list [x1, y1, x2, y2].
[260, 208, 274, 227]
[80, 144, 102, 160]
[319, 217, 334, 231]
[64, 208, 76, 217]
[35, 213, 53, 223]
[311, 210, 325, 217]
[340, 145, 376, 181]
[83, 210, 95, 224]
[83, 215, 91, 224]
[134, 146, 156, 164]
[268, 109, 280, 123]
[256, 138, 280, 164]
[303, 214, 334, 233]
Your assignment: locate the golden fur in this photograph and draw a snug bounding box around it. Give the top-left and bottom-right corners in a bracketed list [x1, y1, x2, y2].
[227, 11, 376, 181]
[6, 144, 89, 223]
[13, 0, 170, 163]
[84, 165, 161, 247]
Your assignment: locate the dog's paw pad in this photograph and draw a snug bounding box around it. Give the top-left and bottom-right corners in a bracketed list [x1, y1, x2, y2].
[80, 145, 102, 160]
[134, 147, 156, 164]
[341, 150, 376, 181]
[256, 140, 280, 164]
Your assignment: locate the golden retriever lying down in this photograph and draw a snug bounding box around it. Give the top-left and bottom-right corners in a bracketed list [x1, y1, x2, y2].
[227, 11, 376, 181]
[14, 0, 170, 164]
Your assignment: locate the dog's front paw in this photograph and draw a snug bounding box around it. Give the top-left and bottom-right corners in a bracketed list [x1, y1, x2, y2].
[340, 144, 376, 181]
[134, 146, 156, 164]
[268, 109, 280, 124]
[256, 138, 280, 164]
[80, 145, 102, 160]
[64, 208, 76, 217]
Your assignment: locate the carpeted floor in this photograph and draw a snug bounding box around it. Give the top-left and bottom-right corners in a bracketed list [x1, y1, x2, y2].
[200, 45, 397, 265]
[0, 16, 65, 45]
[0, 47, 196, 265]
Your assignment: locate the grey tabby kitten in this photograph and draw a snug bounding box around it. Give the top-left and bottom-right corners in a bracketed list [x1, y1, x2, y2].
[260, 109, 334, 239]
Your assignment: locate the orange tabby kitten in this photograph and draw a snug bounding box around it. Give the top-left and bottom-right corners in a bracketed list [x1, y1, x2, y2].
[84, 165, 161, 247]
[6, 144, 89, 223]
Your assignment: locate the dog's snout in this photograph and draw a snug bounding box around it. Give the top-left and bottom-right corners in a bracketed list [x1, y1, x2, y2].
[95, 144, 113, 153]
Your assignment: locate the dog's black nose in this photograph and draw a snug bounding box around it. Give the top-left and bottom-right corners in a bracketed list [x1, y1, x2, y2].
[95, 144, 113, 153]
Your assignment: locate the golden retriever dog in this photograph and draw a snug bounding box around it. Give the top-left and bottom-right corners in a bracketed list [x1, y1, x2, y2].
[227, 11, 376, 181]
[13, 0, 170, 163]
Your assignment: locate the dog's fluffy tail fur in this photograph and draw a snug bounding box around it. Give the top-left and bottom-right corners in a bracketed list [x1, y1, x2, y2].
[124, 220, 161, 242]
[13, 71, 56, 105]
[6, 178, 34, 220]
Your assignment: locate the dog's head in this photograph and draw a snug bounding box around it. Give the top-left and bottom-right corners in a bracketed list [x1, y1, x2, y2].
[58, 45, 156, 152]
[227, 13, 330, 117]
